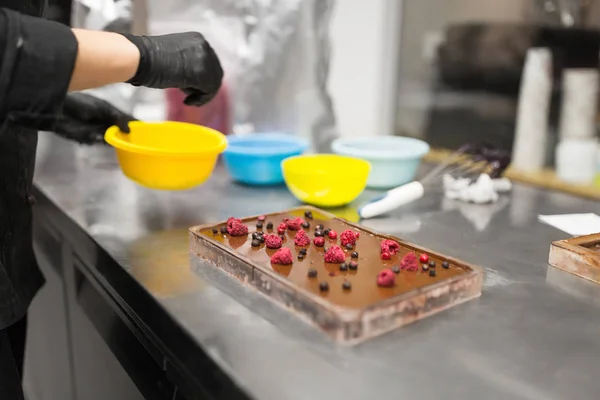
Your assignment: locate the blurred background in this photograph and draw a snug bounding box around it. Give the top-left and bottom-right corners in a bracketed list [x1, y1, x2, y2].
[42, 0, 600, 195]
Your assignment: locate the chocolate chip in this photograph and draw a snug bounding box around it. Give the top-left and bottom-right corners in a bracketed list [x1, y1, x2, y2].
[429, 260, 436, 268]
[259, 236, 265, 243]
[345, 244, 353, 250]
[220, 227, 228, 234]
[252, 232, 260, 240]
[339, 263, 348, 271]
[251, 239, 260, 247]
[305, 211, 313, 219]
[392, 266, 400, 274]
[422, 264, 429, 271]
[212, 228, 218, 234]
[301, 221, 310, 229]
[319, 282, 329, 291]
[256, 221, 263, 229]
[316, 224, 324, 230]
[279, 234, 285, 240]
[429, 269, 437, 277]
[315, 230, 324, 237]
[348, 261, 358, 270]
[442, 261, 450, 269]
[323, 247, 328, 253]
[299, 248, 307, 255]
[351, 251, 359, 258]
[266, 222, 273, 229]
[308, 268, 317, 277]
[342, 281, 352, 290]
[324, 228, 331, 235]
[298, 254, 305, 260]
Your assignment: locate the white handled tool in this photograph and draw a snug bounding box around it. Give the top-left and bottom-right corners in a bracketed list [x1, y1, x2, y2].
[358, 145, 497, 219]
[358, 181, 425, 219]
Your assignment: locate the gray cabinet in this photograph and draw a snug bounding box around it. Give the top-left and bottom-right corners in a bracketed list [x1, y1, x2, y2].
[25, 215, 178, 400]
[65, 255, 146, 400]
[24, 222, 75, 400]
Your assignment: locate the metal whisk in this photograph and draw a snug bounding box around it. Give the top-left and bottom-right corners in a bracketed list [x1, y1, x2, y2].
[358, 143, 510, 219]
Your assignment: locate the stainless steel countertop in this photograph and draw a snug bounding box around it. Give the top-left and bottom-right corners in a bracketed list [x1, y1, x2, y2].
[35, 135, 600, 400]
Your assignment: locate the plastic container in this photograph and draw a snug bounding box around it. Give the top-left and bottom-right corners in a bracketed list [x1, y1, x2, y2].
[166, 83, 232, 135]
[105, 121, 227, 190]
[331, 136, 429, 189]
[223, 133, 309, 185]
[281, 154, 371, 207]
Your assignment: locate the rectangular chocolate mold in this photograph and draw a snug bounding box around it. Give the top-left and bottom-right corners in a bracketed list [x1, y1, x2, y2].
[189, 206, 483, 345]
[549, 233, 600, 285]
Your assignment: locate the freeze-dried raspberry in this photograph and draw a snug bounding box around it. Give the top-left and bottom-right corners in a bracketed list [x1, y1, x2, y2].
[294, 230, 311, 246]
[271, 248, 293, 265]
[226, 217, 248, 236]
[400, 252, 418, 271]
[277, 222, 287, 234]
[313, 237, 325, 247]
[381, 251, 391, 260]
[324, 245, 345, 263]
[377, 269, 395, 287]
[265, 234, 283, 249]
[286, 217, 304, 231]
[380, 239, 400, 256]
[227, 217, 242, 227]
[340, 230, 359, 246]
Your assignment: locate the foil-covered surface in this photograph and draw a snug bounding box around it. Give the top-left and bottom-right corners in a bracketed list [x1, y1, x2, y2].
[72, 0, 337, 151]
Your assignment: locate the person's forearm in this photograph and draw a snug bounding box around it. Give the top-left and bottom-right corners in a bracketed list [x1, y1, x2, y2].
[0, 8, 141, 123]
[69, 29, 140, 91]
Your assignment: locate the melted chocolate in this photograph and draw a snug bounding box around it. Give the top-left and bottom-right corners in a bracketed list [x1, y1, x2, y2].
[200, 210, 467, 309]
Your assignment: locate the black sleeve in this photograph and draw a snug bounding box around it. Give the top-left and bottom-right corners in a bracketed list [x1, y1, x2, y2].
[0, 7, 78, 130]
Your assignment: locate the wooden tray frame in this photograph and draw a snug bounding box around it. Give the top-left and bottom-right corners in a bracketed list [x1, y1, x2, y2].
[549, 233, 600, 284]
[189, 206, 483, 345]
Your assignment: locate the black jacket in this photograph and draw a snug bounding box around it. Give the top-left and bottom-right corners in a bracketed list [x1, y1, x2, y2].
[0, 0, 78, 330]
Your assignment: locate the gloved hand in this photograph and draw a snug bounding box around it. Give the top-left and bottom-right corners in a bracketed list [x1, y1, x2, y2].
[53, 93, 135, 145]
[122, 32, 223, 107]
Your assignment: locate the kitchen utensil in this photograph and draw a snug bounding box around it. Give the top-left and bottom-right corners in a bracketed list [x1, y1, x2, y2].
[331, 136, 430, 189]
[105, 121, 227, 190]
[223, 133, 309, 185]
[281, 154, 370, 207]
[359, 144, 509, 219]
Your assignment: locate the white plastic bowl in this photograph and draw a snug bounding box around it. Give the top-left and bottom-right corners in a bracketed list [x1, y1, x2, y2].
[332, 136, 430, 189]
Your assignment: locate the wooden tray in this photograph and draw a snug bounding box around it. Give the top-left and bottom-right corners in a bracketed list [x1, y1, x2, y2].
[549, 233, 600, 284]
[189, 206, 483, 345]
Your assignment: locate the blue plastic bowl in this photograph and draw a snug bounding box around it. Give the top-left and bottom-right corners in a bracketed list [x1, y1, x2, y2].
[223, 133, 309, 185]
[331, 136, 430, 189]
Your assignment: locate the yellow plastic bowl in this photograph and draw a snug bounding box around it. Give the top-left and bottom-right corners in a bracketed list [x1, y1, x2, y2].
[105, 121, 227, 190]
[281, 154, 371, 207]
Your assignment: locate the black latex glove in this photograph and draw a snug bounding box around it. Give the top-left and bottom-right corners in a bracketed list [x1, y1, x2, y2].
[122, 32, 223, 107]
[54, 93, 135, 145]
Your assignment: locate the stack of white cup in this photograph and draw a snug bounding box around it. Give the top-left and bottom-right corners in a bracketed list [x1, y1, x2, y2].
[512, 48, 553, 172]
[556, 69, 599, 184]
